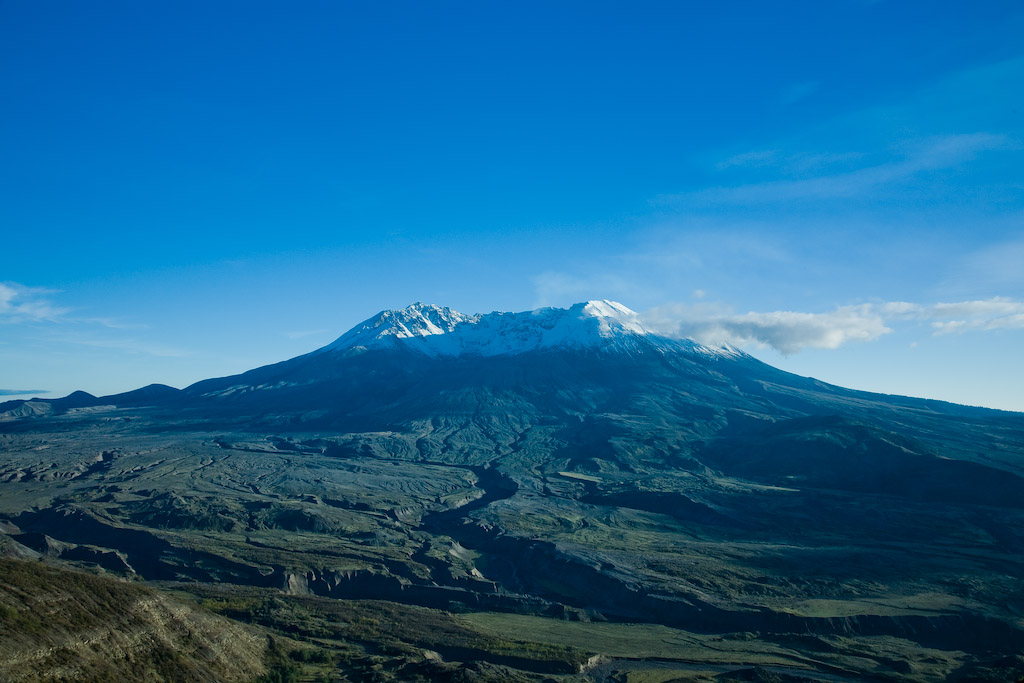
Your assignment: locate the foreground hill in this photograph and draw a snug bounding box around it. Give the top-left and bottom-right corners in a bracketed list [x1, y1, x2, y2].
[1, 301, 1023, 682]
[0, 556, 268, 682]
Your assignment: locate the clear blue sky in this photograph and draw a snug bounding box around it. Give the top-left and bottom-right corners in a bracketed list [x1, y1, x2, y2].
[2, 1, 1023, 411]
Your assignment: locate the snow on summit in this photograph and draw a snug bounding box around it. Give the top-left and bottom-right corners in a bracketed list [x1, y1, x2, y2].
[581, 300, 649, 336]
[334, 303, 474, 343]
[321, 300, 733, 358]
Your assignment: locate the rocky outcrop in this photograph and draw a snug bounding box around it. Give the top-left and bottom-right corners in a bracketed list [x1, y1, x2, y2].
[11, 506, 266, 584]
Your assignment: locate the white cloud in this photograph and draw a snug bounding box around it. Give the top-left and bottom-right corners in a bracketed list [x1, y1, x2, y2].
[929, 298, 1023, 319]
[878, 296, 1024, 332]
[644, 303, 890, 354]
[880, 301, 919, 315]
[914, 297, 1024, 334]
[0, 282, 69, 322]
[643, 297, 1024, 354]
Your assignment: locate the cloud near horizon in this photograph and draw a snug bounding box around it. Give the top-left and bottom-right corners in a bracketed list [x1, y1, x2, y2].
[644, 297, 1024, 354]
[0, 282, 68, 323]
[0, 389, 49, 396]
[0, 281, 194, 360]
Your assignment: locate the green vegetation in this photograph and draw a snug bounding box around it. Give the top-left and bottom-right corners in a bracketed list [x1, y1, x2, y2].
[0, 557, 268, 682]
[191, 585, 589, 675]
[2, 399, 1024, 681]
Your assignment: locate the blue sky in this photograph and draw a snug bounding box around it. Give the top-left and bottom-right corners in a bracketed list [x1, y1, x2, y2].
[2, 1, 1024, 410]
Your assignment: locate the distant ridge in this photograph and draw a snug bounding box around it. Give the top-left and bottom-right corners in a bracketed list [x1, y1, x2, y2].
[0, 385, 181, 420]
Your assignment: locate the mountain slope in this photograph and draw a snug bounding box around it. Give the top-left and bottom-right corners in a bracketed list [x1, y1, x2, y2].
[161, 301, 1023, 477]
[0, 557, 268, 682]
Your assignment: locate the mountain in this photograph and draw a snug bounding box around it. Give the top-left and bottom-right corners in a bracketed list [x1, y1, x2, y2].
[175, 300, 758, 431]
[0, 385, 180, 420]
[173, 301, 1024, 476]
[2, 301, 1024, 682]
[319, 300, 723, 357]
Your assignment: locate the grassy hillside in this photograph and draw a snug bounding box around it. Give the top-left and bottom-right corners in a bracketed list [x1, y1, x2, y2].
[0, 557, 268, 682]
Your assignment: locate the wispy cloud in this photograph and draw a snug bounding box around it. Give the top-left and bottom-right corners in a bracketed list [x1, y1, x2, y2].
[670, 133, 1012, 206]
[671, 56, 1024, 212]
[75, 317, 151, 331]
[43, 334, 193, 358]
[0, 282, 69, 322]
[0, 389, 49, 396]
[884, 297, 1024, 334]
[0, 282, 152, 330]
[643, 296, 1024, 354]
[0, 281, 196, 362]
[715, 149, 779, 170]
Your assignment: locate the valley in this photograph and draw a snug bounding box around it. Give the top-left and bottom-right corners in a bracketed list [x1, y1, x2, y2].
[3, 410, 1023, 681]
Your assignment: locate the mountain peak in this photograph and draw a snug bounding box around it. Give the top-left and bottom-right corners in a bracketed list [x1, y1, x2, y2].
[572, 300, 649, 335]
[378, 302, 474, 337]
[324, 302, 477, 352]
[317, 300, 728, 359]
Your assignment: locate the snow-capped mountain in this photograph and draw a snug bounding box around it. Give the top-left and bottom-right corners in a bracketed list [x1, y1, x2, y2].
[320, 300, 738, 358]
[5, 306, 1024, 683]
[5, 296, 1017, 481]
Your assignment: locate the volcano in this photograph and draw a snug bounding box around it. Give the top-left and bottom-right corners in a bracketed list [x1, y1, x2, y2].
[2, 301, 1023, 681]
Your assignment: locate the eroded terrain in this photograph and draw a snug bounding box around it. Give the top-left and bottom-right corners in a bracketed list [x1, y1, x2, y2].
[3, 404, 1023, 682]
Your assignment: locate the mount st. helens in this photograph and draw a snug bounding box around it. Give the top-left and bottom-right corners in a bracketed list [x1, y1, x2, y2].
[2, 301, 1024, 682]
